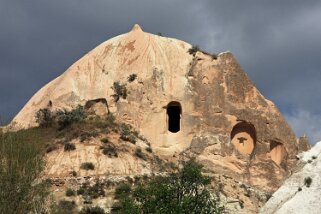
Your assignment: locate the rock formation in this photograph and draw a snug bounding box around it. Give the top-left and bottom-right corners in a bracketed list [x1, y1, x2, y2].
[7, 24, 310, 212]
[260, 142, 321, 214]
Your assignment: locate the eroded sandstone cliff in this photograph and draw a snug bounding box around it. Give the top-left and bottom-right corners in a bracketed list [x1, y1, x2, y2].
[7, 24, 310, 213]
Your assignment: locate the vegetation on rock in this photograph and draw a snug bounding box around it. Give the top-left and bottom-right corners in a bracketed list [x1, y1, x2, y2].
[81, 162, 95, 170]
[51, 200, 76, 214]
[0, 129, 50, 214]
[112, 81, 127, 102]
[66, 188, 76, 197]
[64, 142, 76, 151]
[80, 206, 105, 214]
[188, 45, 200, 55]
[114, 158, 224, 214]
[35, 105, 86, 130]
[127, 73, 137, 83]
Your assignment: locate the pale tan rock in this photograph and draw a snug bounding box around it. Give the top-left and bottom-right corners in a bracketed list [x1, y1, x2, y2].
[260, 142, 321, 214]
[7, 24, 310, 213]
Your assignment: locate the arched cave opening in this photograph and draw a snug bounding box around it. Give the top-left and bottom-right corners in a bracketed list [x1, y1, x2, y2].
[231, 122, 256, 155]
[167, 101, 182, 133]
[270, 141, 287, 165]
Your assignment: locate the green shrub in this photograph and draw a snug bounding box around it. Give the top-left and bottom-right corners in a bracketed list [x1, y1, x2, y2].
[52, 200, 76, 214]
[81, 162, 95, 170]
[145, 146, 152, 153]
[0, 129, 49, 214]
[64, 142, 76, 151]
[116, 159, 224, 213]
[77, 187, 85, 195]
[120, 123, 137, 144]
[112, 81, 127, 102]
[106, 113, 116, 126]
[79, 180, 105, 199]
[101, 137, 110, 144]
[102, 146, 118, 158]
[56, 105, 86, 129]
[66, 188, 76, 197]
[80, 130, 98, 142]
[72, 170, 77, 177]
[127, 74, 137, 83]
[115, 183, 131, 199]
[80, 206, 105, 214]
[35, 108, 54, 127]
[134, 148, 146, 160]
[188, 45, 200, 55]
[304, 177, 312, 187]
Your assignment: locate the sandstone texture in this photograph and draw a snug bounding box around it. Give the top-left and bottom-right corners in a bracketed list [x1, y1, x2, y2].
[7, 24, 310, 212]
[260, 142, 321, 214]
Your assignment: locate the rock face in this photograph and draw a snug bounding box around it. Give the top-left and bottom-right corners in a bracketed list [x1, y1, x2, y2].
[9, 24, 308, 197]
[260, 142, 321, 214]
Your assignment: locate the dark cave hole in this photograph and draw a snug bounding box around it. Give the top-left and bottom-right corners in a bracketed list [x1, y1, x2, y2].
[167, 102, 182, 133]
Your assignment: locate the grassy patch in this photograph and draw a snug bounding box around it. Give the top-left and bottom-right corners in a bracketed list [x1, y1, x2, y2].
[0, 128, 50, 213]
[134, 148, 146, 160]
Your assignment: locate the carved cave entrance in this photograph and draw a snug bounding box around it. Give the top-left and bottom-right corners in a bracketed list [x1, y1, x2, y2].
[231, 122, 256, 155]
[167, 101, 182, 133]
[270, 141, 287, 165]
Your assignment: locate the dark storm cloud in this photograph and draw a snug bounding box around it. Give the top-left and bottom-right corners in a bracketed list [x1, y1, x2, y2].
[1, 0, 321, 143]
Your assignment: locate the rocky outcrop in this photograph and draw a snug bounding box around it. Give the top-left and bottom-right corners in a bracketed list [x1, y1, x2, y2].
[8, 24, 310, 212]
[260, 142, 321, 214]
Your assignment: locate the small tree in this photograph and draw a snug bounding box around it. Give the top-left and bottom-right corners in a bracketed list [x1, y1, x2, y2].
[111, 82, 127, 102]
[56, 105, 86, 129]
[35, 108, 53, 127]
[115, 158, 224, 213]
[188, 45, 200, 56]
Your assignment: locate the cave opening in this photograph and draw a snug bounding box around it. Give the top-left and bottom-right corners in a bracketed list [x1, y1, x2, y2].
[167, 101, 182, 133]
[231, 122, 256, 155]
[270, 141, 287, 165]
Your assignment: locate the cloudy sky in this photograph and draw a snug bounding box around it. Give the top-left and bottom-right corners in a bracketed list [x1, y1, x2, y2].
[1, 0, 321, 143]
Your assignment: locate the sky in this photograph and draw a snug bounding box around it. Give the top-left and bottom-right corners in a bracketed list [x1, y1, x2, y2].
[0, 0, 321, 144]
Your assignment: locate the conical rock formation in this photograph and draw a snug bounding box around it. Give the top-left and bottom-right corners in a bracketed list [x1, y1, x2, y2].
[8, 24, 309, 201]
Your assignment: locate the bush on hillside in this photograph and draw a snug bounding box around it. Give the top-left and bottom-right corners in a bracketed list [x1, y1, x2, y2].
[64, 142, 76, 151]
[0, 129, 49, 214]
[114, 158, 224, 214]
[56, 105, 86, 129]
[81, 162, 95, 170]
[35, 108, 54, 127]
[80, 206, 105, 214]
[111, 81, 127, 102]
[127, 74, 137, 83]
[188, 45, 200, 55]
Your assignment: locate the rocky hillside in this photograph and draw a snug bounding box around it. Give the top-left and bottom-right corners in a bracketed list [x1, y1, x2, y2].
[260, 141, 321, 214]
[3, 24, 310, 213]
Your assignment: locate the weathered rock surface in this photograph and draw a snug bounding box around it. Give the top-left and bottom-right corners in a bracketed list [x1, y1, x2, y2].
[7, 24, 310, 212]
[260, 142, 321, 214]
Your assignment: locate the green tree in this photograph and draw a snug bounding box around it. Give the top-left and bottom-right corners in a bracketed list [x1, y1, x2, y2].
[0, 129, 49, 214]
[115, 159, 224, 214]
